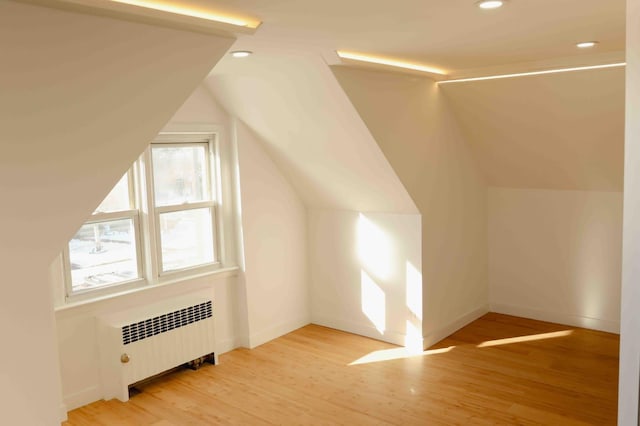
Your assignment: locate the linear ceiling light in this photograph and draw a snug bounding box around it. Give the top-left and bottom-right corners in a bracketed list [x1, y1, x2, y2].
[337, 51, 447, 75]
[110, 0, 261, 28]
[438, 62, 626, 84]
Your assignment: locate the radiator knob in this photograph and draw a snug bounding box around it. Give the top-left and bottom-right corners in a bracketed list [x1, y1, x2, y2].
[120, 353, 130, 364]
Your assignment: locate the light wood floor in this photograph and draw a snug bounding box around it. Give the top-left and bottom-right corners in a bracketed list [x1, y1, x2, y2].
[63, 313, 619, 425]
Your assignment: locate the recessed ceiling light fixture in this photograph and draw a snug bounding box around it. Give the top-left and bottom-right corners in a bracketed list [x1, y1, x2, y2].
[438, 62, 626, 84]
[477, 0, 505, 10]
[337, 51, 447, 75]
[230, 50, 252, 58]
[109, 0, 261, 28]
[576, 41, 599, 49]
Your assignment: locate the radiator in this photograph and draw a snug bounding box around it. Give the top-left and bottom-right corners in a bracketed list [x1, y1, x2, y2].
[97, 290, 217, 402]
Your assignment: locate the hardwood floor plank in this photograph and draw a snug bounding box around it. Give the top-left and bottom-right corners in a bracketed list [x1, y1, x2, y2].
[64, 314, 618, 425]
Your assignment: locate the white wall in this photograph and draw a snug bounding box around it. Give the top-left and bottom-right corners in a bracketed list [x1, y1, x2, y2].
[207, 50, 418, 349]
[332, 67, 489, 347]
[53, 87, 242, 411]
[207, 50, 417, 214]
[619, 0, 640, 423]
[54, 77, 311, 412]
[0, 2, 232, 423]
[55, 272, 238, 410]
[488, 188, 622, 333]
[235, 120, 310, 348]
[309, 210, 422, 347]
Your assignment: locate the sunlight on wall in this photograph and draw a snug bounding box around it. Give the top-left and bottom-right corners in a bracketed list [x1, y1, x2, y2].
[361, 270, 386, 333]
[349, 345, 454, 365]
[404, 320, 424, 352]
[406, 261, 422, 320]
[477, 330, 573, 348]
[357, 214, 392, 280]
[572, 221, 610, 321]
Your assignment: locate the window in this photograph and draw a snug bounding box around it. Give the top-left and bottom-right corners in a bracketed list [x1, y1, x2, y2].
[63, 133, 223, 301]
[150, 142, 216, 273]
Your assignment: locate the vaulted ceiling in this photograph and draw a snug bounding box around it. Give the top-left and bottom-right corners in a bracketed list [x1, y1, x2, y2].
[37, 0, 625, 194]
[441, 67, 625, 191]
[205, 0, 625, 192]
[153, 0, 624, 73]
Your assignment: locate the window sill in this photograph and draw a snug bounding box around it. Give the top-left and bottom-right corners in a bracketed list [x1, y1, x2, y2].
[55, 266, 239, 313]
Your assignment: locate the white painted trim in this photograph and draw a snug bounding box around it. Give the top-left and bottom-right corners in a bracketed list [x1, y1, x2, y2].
[160, 123, 225, 134]
[490, 303, 620, 334]
[311, 315, 407, 347]
[216, 336, 243, 355]
[423, 304, 490, 348]
[63, 385, 102, 411]
[248, 317, 311, 349]
[55, 266, 238, 313]
[59, 403, 68, 422]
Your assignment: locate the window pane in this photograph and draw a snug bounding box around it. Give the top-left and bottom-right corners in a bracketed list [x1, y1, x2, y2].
[152, 145, 208, 207]
[68, 218, 139, 292]
[159, 208, 214, 272]
[94, 174, 130, 213]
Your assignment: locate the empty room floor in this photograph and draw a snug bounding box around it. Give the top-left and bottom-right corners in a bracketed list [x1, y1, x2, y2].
[64, 313, 619, 425]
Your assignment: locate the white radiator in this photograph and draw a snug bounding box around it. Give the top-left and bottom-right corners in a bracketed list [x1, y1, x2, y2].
[97, 291, 217, 402]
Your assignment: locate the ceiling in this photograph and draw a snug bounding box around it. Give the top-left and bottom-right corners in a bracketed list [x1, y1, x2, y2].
[149, 0, 624, 73]
[441, 66, 625, 191]
[203, 0, 625, 194]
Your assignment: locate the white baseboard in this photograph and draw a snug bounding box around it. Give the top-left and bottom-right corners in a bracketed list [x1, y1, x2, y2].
[311, 315, 407, 347]
[490, 303, 620, 334]
[60, 403, 68, 422]
[63, 385, 102, 411]
[423, 304, 490, 348]
[248, 316, 311, 349]
[216, 336, 243, 355]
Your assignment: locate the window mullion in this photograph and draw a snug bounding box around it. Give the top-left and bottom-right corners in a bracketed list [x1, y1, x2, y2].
[155, 201, 214, 214]
[63, 131, 225, 303]
[141, 147, 161, 284]
[85, 209, 138, 223]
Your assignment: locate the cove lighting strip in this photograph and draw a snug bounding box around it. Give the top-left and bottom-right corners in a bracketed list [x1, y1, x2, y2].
[438, 62, 626, 84]
[337, 51, 447, 75]
[110, 0, 261, 28]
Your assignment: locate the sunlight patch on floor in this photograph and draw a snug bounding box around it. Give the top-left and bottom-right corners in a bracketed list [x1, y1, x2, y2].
[477, 330, 574, 348]
[349, 346, 454, 365]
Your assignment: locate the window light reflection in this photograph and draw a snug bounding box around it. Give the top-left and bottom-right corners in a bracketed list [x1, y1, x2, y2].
[477, 330, 573, 348]
[357, 214, 392, 280]
[361, 270, 386, 334]
[406, 261, 422, 320]
[405, 320, 423, 352]
[350, 346, 454, 366]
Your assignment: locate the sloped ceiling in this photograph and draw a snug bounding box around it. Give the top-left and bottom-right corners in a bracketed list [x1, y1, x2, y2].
[207, 49, 418, 213]
[440, 67, 625, 191]
[130, 0, 624, 74]
[0, 1, 234, 258]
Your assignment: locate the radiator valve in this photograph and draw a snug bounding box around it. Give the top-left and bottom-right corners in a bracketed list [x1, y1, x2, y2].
[120, 353, 130, 364]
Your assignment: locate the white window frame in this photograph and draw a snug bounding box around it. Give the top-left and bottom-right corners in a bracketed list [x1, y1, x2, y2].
[145, 134, 222, 280]
[63, 131, 225, 303]
[63, 169, 145, 300]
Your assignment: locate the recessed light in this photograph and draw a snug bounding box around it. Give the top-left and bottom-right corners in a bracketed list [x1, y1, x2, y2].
[576, 41, 598, 49]
[230, 50, 252, 58]
[477, 0, 505, 9]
